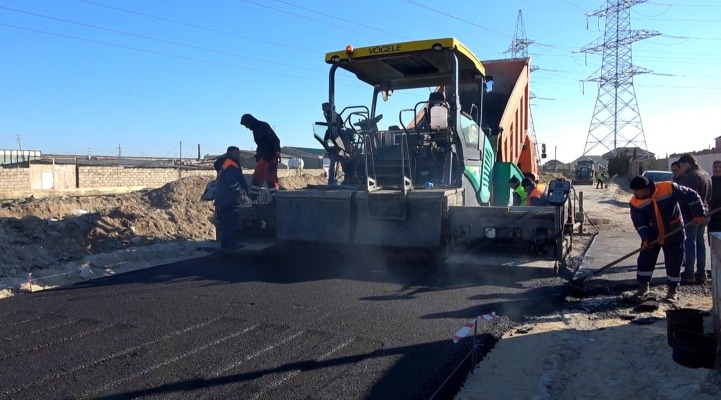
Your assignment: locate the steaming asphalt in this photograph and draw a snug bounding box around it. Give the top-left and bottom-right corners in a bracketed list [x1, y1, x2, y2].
[0, 250, 569, 400]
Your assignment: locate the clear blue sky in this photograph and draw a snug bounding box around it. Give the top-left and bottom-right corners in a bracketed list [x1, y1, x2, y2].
[1, 0, 719, 162]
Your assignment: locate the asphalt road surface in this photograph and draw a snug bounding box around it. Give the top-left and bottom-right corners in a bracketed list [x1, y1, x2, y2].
[0, 248, 568, 400]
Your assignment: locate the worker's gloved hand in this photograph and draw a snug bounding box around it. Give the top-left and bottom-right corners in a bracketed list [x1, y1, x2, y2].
[275, 151, 281, 164]
[238, 190, 252, 207]
[694, 216, 706, 225]
[641, 240, 653, 250]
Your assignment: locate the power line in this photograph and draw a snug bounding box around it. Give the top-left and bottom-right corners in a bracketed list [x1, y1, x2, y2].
[78, 0, 318, 52]
[0, 23, 329, 83]
[636, 17, 721, 22]
[647, 2, 721, 6]
[661, 34, 721, 41]
[0, 6, 326, 73]
[239, 0, 395, 41]
[400, 0, 511, 38]
[558, 0, 588, 12]
[270, 0, 413, 40]
[327, 0, 452, 34]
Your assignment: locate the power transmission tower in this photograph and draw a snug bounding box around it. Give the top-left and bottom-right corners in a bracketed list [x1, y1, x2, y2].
[505, 9, 541, 165]
[581, 0, 659, 159]
[505, 10, 534, 58]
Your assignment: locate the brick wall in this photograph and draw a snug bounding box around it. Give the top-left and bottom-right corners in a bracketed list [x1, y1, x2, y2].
[77, 166, 216, 189]
[0, 168, 30, 190]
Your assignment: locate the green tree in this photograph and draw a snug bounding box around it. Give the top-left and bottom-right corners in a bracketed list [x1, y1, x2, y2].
[607, 152, 631, 177]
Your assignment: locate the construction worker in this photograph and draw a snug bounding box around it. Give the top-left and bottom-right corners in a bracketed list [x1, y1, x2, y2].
[508, 176, 527, 206]
[214, 146, 249, 250]
[595, 171, 606, 189]
[676, 153, 712, 284]
[670, 161, 682, 183]
[240, 114, 281, 202]
[628, 175, 706, 301]
[525, 172, 547, 194]
[521, 177, 548, 206]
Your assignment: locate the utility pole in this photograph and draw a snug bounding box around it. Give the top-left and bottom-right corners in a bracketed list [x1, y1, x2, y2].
[555, 146, 558, 172]
[581, 0, 657, 159]
[16, 134, 24, 163]
[118, 144, 121, 159]
[179, 141, 183, 164]
[197, 144, 201, 161]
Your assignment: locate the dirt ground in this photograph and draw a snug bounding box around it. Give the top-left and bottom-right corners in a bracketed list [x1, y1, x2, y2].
[0, 174, 328, 298]
[455, 180, 721, 399]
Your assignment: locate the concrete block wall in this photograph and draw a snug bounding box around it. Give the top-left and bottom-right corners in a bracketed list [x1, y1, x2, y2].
[1, 164, 327, 197]
[77, 166, 216, 189]
[0, 168, 30, 190]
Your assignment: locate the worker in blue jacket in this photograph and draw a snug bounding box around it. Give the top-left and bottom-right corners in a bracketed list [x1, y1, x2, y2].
[629, 175, 706, 301]
[214, 146, 249, 250]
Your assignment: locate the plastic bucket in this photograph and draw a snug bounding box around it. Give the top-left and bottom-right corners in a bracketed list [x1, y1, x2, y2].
[672, 331, 717, 369]
[665, 308, 704, 347]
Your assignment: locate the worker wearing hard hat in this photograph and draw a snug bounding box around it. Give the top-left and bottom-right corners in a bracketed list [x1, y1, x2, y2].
[521, 177, 548, 206]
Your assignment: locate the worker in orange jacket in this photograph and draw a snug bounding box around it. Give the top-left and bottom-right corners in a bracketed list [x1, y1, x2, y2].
[629, 175, 706, 301]
[214, 146, 249, 249]
[521, 178, 548, 206]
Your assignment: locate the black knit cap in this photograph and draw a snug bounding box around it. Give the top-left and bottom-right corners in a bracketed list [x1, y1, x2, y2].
[521, 177, 535, 188]
[629, 175, 651, 190]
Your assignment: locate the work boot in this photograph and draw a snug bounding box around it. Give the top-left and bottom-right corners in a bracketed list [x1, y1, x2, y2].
[634, 282, 650, 299]
[694, 272, 707, 284]
[665, 285, 679, 302]
[680, 271, 695, 284]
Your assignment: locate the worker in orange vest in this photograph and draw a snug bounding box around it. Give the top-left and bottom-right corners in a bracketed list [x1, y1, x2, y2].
[214, 146, 250, 249]
[521, 177, 548, 206]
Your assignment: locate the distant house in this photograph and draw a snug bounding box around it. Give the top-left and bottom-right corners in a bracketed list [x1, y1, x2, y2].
[600, 147, 655, 161]
[541, 159, 570, 172]
[570, 155, 608, 172]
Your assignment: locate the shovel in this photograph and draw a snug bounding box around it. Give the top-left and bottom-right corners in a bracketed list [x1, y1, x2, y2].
[571, 207, 721, 286]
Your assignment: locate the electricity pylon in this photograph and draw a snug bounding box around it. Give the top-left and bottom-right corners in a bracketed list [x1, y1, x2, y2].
[581, 0, 659, 159]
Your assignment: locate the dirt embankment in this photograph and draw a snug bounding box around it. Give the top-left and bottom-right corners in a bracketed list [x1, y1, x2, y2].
[0, 174, 328, 296]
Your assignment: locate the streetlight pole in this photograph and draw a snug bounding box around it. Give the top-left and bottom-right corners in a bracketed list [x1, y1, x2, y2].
[554, 146, 557, 173]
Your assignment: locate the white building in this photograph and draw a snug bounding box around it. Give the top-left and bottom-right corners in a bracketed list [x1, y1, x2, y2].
[668, 136, 721, 174]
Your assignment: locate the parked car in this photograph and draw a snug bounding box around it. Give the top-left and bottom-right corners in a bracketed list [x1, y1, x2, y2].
[642, 170, 674, 183]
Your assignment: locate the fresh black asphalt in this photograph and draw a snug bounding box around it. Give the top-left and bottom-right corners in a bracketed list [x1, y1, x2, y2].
[0, 249, 569, 400]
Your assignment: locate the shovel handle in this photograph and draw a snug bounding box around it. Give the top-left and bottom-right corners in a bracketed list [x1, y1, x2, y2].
[573, 207, 721, 284]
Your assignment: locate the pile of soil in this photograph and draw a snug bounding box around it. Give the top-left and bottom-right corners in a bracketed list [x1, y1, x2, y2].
[0, 174, 329, 292]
